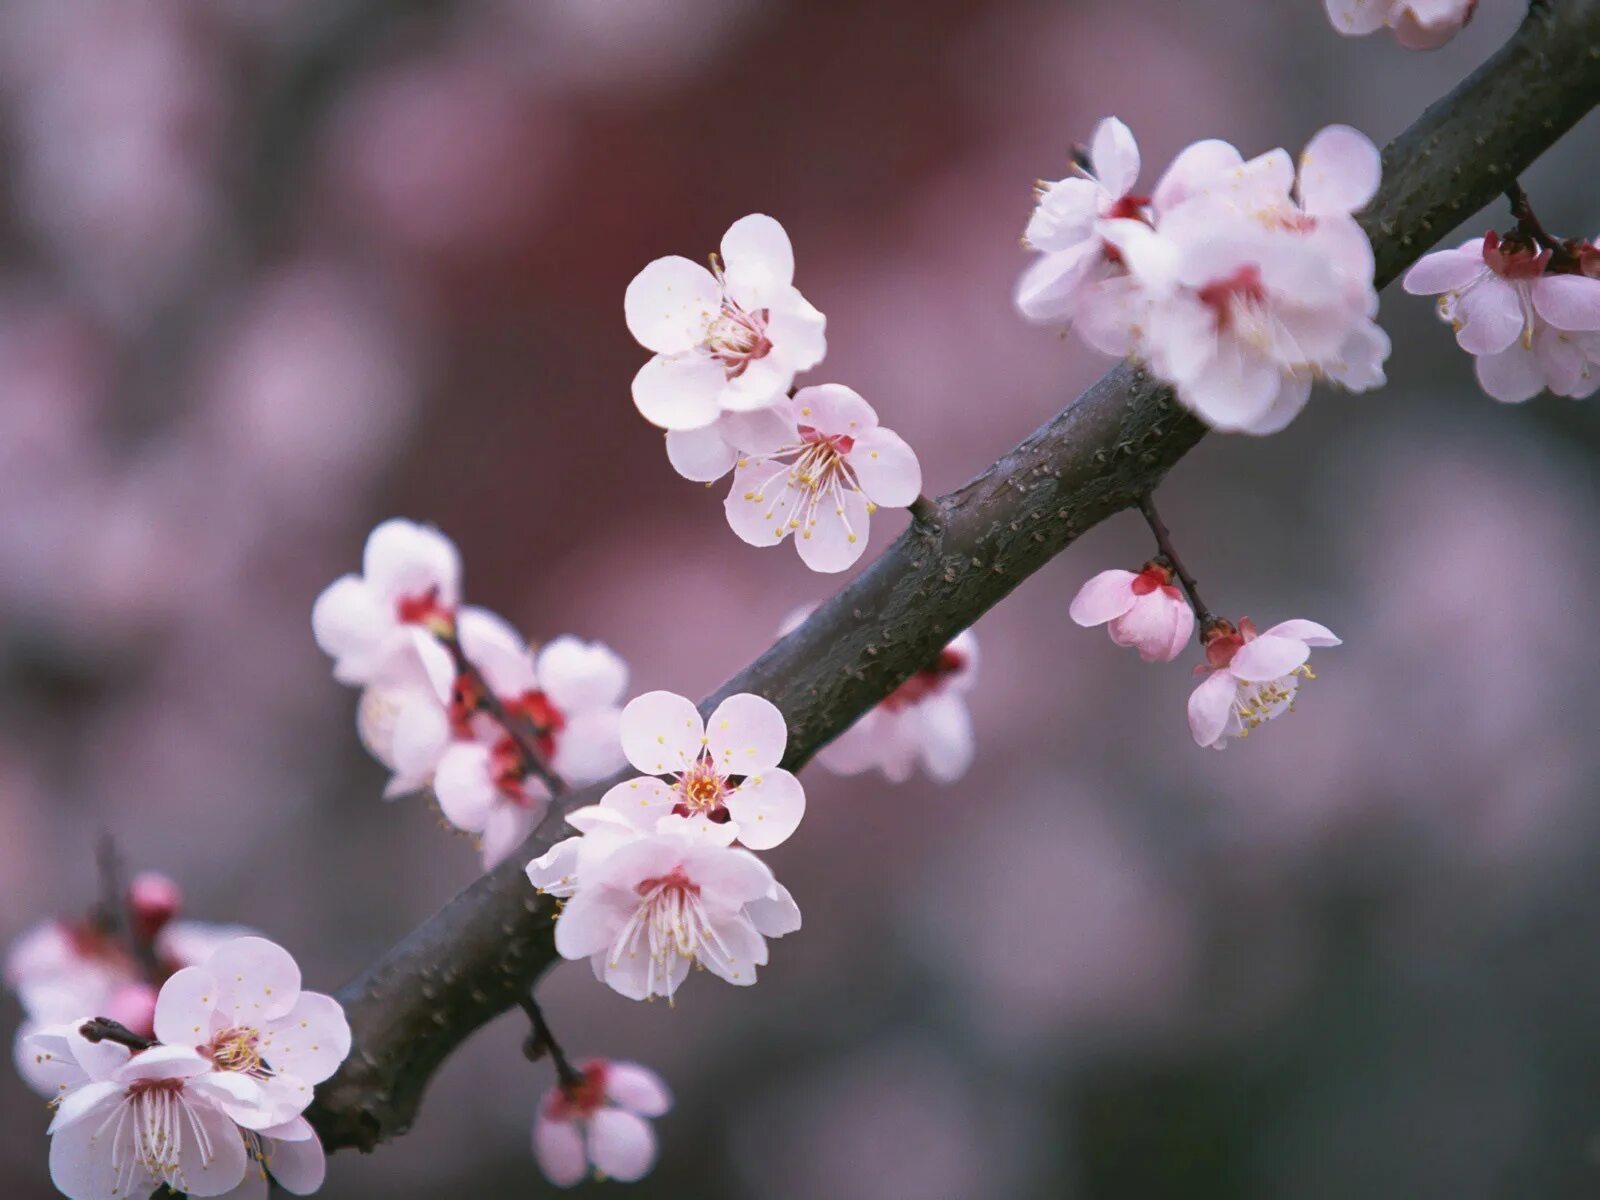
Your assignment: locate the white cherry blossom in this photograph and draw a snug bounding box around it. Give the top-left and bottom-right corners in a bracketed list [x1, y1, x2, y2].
[31, 1026, 267, 1200]
[724, 384, 922, 573]
[814, 627, 980, 784]
[625, 214, 826, 431]
[222, 1116, 327, 1199]
[1403, 233, 1600, 402]
[152, 936, 351, 1131]
[312, 519, 461, 685]
[1324, 0, 1476, 49]
[533, 1059, 671, 1188]
[1016, 116, 1146, 323]
[1188, 618, 1341, 749]
[604, 691, 805, 851]
[1069, 563, 1195, 663]
[551, 823, 796, 1000]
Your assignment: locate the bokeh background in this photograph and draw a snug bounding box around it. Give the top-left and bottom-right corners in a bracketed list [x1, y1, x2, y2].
[3, 1, 1600, 1196]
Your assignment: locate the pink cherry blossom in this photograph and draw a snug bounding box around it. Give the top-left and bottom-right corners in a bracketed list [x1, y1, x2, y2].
[1081, 125, 1388, 434]
[815, 628, 980, 784]
[625, 214, 827, 431]
[423, 610, 629, 867]
[1324, 0, 1477, 49]
[551, 824, 797, 1000]
[311, 518, 461, 685]
[603, 690, 805, 851]
[1070, 563, 1195, 663]
[1403, 233, 1600, 401]
[1188, 618, 1341, 750]
[723, 384, 922, 573]
[152, 936, 351, 1131]
[223, 1116, 327, 1199]
[31, 1025, 268, 1200]
[533, 1059, 671, 1188]
[1015, 116, 1145, 324]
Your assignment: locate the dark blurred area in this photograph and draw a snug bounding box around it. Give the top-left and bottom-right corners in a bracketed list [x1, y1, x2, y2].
[3, 1, 1600, 1196]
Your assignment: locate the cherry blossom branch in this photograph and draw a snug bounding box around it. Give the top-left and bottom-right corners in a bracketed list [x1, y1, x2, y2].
[306, 0, 1600, 1155]
[519, 995, 583, 1091]
[93, 835, 162, 984]
[1135, 494, 1213, 630]
[1505, 180, 1584, 271]
[77, 1018, 155, 1053]
[442, 633, 568, 795]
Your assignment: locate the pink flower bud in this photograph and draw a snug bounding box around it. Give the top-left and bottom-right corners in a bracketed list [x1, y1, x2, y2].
[128, 871, 181, 942]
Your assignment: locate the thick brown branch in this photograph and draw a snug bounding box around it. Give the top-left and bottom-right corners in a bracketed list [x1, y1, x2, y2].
[308, 0, 1600, 1154]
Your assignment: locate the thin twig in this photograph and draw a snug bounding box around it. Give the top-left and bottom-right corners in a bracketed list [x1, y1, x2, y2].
[79, 1018, 155, 1053]
[444, 637, 568, 795]
[1136, 494, 1213, 631]
[94, 835, 163, 983]
[1506, 180, 1581, 271]
[519, 995, 583, 1091]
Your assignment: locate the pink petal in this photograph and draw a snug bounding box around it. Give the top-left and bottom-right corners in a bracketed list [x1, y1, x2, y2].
[1152, 138, 1244, 215]
[794, 486, 872, 573]
[552, 707, 626, 787]
[718, 356, 790, 411]
[1188, 671, 1238, 748]
[1297, 124, 1381, 216]
[1261, 619, 1340, 647]
[46, 1079, 121, 1134]
[604, 1062, 673, 1118]
[177, 1100, 250, 1196]
[554, 889, 627, 962]
[623, 255, 719, 356]
[719, 402, 802, 456]
[588, 1109, 659, 1183]
[744, 882, 803, 938]
[766, 292, 828, 373]
[153, 966, 220, 1050]
[847, 427, 922, 508]
[480, 804, 540, 870]
[1454, 280, 1524, 355]
[1475, 342, 1546, 403]
[1324, 0, 1390, 34]
[705, 692, 788, 771]
[725, 768, 806, 850]
[720, 213, 795, 308]
[724, 459, 798, 548]
[1228, 634, 1310, 682]
[433, 744, 497, 833]
[1235, 373, 1315, 437]
[1532, 274, 1600, 331]
[1068, 569, 1138, 627]
[534, 1113, 588, 1188]
[680, 844, 776, 905]
[205, 937, 302, 1025]
[599, 777, 678, 826]
[536, 637, 628, 712]
[1015, 241, 1099, 322]
[1108, 591, 1194, 663]
[631, 354, 724, 431]
[619, 691, 704, 775]
[262, 991, 350, 1086]
[1089, 116, 1140, 196]
[696, 912, 768, 985]
[264, 1127, 326, 1195]
[665, 424, 738, 482]
[1401, 247, 1483, 295]
[116, 1044, 212, 1081]
[49, 1090, 129, 1198]
[915, 693, 975, 783]
[793, 383, 878, 436]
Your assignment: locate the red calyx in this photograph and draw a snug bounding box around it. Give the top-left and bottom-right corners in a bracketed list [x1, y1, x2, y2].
[1482, 229, 1550, 280]
[883, 647, 967, 712]
[546, 1060, 610, 1120]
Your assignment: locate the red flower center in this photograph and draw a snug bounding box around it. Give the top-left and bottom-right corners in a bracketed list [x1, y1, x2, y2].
[545, 1060, 610, 1121]
[882, 647, 967, 712]
[1197, 265, 1267, 332]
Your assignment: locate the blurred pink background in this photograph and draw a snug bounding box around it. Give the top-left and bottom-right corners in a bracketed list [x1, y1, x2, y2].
[4, 1, 1600, 1196]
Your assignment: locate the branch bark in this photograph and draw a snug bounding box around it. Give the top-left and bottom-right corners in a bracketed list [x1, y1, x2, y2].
[308, 0, 1600, 1153]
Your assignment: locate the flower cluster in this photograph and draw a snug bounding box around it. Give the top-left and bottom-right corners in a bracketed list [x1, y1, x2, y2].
[626, 216, 922, 571]
[533, 1059, 672, 1187]
[1072, 565, 1340, 749]
[313, 519, 630, 867]
[1324, 0, 1477, 49]
[1403, 230, 1600, 402]
[28, 935, 349, 1200]
[1018, 117, 1389, 434]
[527, 691, 803, 1003]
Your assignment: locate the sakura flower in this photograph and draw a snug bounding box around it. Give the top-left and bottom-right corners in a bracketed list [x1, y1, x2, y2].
[355, 663, 452, 800]
[224, 1117, 327, 1199]
[724, 383, 921, 572]
[1188, 618, 1341, 750]
[1089, 125, 1388, 433]
[552, 824, 795, 1000]
[425, 611, 629, 867]
[533, 1059, 671, 1187]
[312, 518, 460, 685]
[152, 936, 351, 1131]
[625, 213, 826, 431]
[1403, 233, 1600, 401]
[815, 627, 980, 784]
[603, 690, 805, 851]
[32, 1026, 268, 1199]
[1016, 116, 1146, 323]
[525, 806, 649, 901]
[1069, 563, 1195, 663]
[1324, 0, 1476, 49]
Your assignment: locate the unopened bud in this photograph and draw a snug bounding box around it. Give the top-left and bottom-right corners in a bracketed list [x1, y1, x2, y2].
[128, 871, 181, 941]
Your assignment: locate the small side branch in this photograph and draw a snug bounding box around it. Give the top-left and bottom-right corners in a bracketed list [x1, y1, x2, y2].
[519, 995, 583, 1091]
[94, 834, 162, 983]
[1136, 494, 1213, 631]
[79, 1018, 155, 1053]
[444, 636, 568, 795]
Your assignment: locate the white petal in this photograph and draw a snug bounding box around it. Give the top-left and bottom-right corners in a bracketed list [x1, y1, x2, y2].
[588, 1109, 658, 1182]
[1089, 116, 1140, 196]
[720, 213, 796, 307]
[433, 744, 497, 834]
[261, 991, 350, 1085]
[915, 693, 975, 783]
[1261, 619, 1341, 647]
[176, 1098, 251, 1196]
[724, 459, 798, 548]
[665, 424, 738, 482]
[717, 356, 791, 412]
[1324, 0, 1390, 35]
[1402, 247, 1483, 295]
[632, 355, 725, 431]
[1454, 280, 1524, 355]
[1532, 274, 1600, 331]
[1233, 373, 1314, 437]
[623, 256, 719, 355]
[537, 637, 628, 712]
[47, 1079, 122, 1134]
[1151, 138, 1245, 215]
[1180, 347, 1284, 431]
[310, 576, 386, 672]
[600, 776, 679, 826]
[1068, 569, 1137, 627]
[552, 707, 626, 787]
[1015, 241, 1100, 322]
[766, 288, 828, 370]
[719, 402, 802, 456]
[794, 486, 871, 573]
[792, 383, 877, 435]
[481, 803, 541, 869]
[1228, 635, 1309, 682]
[199, 938, 301, 1026]
[554, 889, 627, 961]
[695, 912, 767, 985]
[605, 1062, 672, 1117]
[705, 692, 787, 771]
[1188, 671, 1238, 748]
[49, 1092, 133, 1200]
[263, 1128, 326, 1195]
[744, 881, 803, 938]
[725, 769, 806, 850]
[847, 427, 922, 508]
[619, 691, 704, 775]
[154, 966, 220, 1050]
[1297, 124, 1381, 216]
[681, 844, 776, 905]
[363, 519, 460, 606]
[1474, 343, 1546, 403]
[534, 1114, 588, 1188]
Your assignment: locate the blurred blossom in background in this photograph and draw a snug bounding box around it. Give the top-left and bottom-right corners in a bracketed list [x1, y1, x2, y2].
[3, 1, 1600, 1197]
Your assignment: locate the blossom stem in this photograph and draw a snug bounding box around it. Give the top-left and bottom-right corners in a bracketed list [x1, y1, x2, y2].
[1136, 493, 1214, 631]
[908, 494, 943, 532]
[442, 634, 568, 795]
[1506, 181, 1580, 270]
[94, 834, 163, 984]
[519, 995, 583, 1091]
[79, 1017, 155, 1052]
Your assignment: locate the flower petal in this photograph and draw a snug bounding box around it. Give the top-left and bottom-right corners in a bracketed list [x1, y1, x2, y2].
[1068, 569, 1137, 627]
[554, 889, 627, 961]
[202, 937, 301, 1025]
[720, 213, 795, 307]
[588, 1108, 659, 1183]
[1297, 124, 1380, 216]
[605, 1062, 672, 1117]
[534, 1113, 588, 1188]
[794, 486, 872, 573]
[1228, 634, 1310, 682]
[1261, 619, 1340, 647]
[49, 1090, 130, 1199]
[632, 355, 725, 431]
[619, 691, 704, 775]
[261, 991, 350, 1086]
[154, 966, 220, 1050]
[724, 458, 798, 547]
[1454, 279, 1524, 355]
[1474, 343, 1546, 403]
[1532, 274, 1600, 331]
[263, 1127, 326, 1195]
[177, 1098, 250, 1196]
[624, 255, 719, 355]
[705, 692, 787, 771]
[915, 693, 975, 783]
[725, 768, 805, 850]
[1402, 246, 1483, 295]
[792, 383, 878, 436]
[600, 776, 679, 827]
[744, 882, 803, 938]
[664, 425, 738, 482]
[433, 744, 497, 834]
[363, 519, 460, 606]
[1187, 670, 1238, 748]
[1089, 116, 1140, 196]
[537, 636, 628, 712]
[847, 427, 922, 508]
